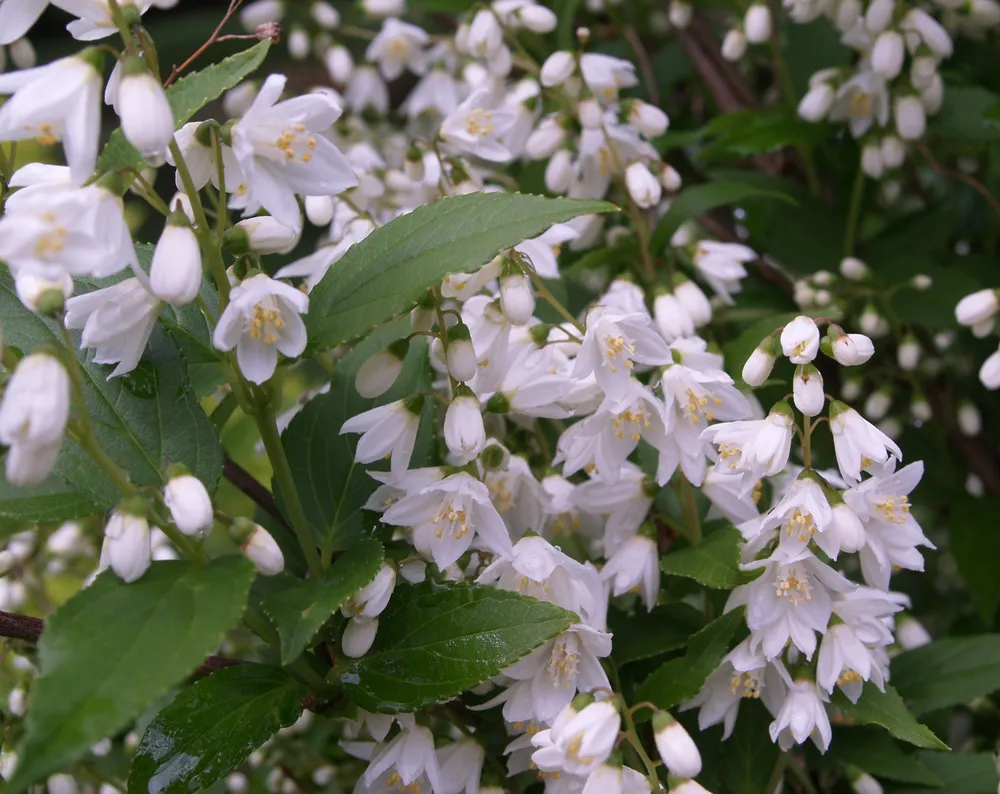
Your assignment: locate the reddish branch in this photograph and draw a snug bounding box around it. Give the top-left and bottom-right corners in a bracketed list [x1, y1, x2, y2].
[163, 0, 250, 87]
[915, 141, 1000, 221]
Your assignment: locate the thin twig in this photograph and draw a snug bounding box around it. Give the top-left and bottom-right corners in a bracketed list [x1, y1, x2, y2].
[915, 141, 1000, 221]
[163, 0, 247, 87]
[623, 27, 659, 106]
[223, 453, 289, 528]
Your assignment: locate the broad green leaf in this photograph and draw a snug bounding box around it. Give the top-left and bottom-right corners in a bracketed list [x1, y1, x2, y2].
[608, 603, 706, 665]
[128, 664, 306, 794]
[634, 609, 745, 710]
[883, 752, 999, 794]
[660, 526, 745, 588]
[927, 86, 1000, 142]
[949, 501, 1000, 623]
[0, 476, 99, 534]
[890, 635, 1000, 716]
[649, 180, 796, 253]
[832, 685, 948, 751]
[827, 727, 942, 786]
[721, 700, 780, 794]
[554, 0, 584, 49]
[339, 582, 576, 713]
[97, 41, 271, 172]
[254, 539, 384, 664]
[277, 328, 432, 553]
[0, 275, 222, 509]
[306, 193, 617, 349]
[9, 558, 256, 793]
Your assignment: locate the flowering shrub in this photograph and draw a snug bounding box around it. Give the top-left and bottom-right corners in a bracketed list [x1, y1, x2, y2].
[0, 0, 998, 792]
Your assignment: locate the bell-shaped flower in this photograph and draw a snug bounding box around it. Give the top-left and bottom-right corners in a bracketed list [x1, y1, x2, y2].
[652, 711, 701, 778]
[600, 535, 660, 610]
[440, 88, 518, 163]
[340, 396, 424, 475]
[0, 0, 50, 44]
[230, 73, 358, 228]
[163, 471, 213, 537]
[149, 210, 202, 305]
[363, 726, 444, 794]
[212, 273, 309, 384]
[366, 17, 428, 80]
[443, 390, 485, 464]
[701, 402, 795, 492]
[829, 400, 902, 483]
[768, 676, 832, 752]
[101, 507, 152, 583]
[692, 241, 755, 304]
[531, 699, 620, 776]
[342, 563, 396, 620]
[435, 739, 484, 794]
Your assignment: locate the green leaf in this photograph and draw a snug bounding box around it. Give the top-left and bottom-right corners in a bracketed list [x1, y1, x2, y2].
[0, 274, 222, 509]
[0, 476, 99, 534]
[649, 180, 796, 253]
[634, 609, 745, 710]
[306, 193, 617, 349]
[608, 603, 706, 665]
[721, 700, 780, 794]
[890, 635, 1000, 716]
[949, 500, 1000, 623]
[660, 526, 745, 588]
[9, 557, 256, 793]
[832, 685, 948, 751]
[827, 727, 942, 786]
[253, 539, 384, 664]
[339, 582, 576, 713]
[97, 41, 272, 172]
[278, 327, 432, 554]
[128, 664, 306, 794]
[883, 752, 999, 794]
[927, 86, 1000, 142]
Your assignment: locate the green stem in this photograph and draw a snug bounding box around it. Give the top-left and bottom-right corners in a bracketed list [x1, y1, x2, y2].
[211, 129, 229, 242]
[765, 754, 789, 794]
[679, 474, 702, 545]
[802, 413, 813, 468]
[621, 700, 661, 790]
[168, 138, 231, 305]
[254, 403, 324, 577]
[625, 201, 656, 284]
[843, 164, 866, 257]
[525, 271, 585, 335]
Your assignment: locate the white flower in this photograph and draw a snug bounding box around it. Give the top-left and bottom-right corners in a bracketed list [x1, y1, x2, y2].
[531, 700, 620, 776]
[721, 28, 747, 61]
[840, 256, 869, 280]
[896, 615, 931, 649]
[235, 520, 284, 575]
[345, 65, 389, 115]
[829, 401, 902, 483]
[101, 509, 151, 583]
[798, 82, 835, 122]
[894, 95, 926, 140]
[652, 711, 701, 779]
[0, 353, 69, 485]
[574, 463, 654, 549]
[769, 677, 831, 752]
[65, 278, 161, 378]
[579, 53, 637, 101]
[231, 216, 301, 254]
[401, 68, 460, 119]
[871, 31, 904, 78]
[362, 0, 405, 16]
[629, 100, 669, 137]
[166, 122, 242, 193]
[744, 4, 772, 42]
[829, 70, 890, 138]
[436, 739, 484, 794]
[343, 563, 396, 620]
[625, 162, 661, 208]
[693, 241, 755, 303]
[150, 214, 201, 305]
[55, 0, 152, 40]
[0, 0, 49, 44]
[897, 335, 920, 371]
[674, 279, 712, 326]
[355, 342, 408, 398]
[540, 51, 576, 87]
[669, 0, 693, 27]
[499, 272, 535, 325]
[364, 726, 444, 794]
[440, 88, 517, 163]
[742, 345, 776, 387]
[114, 61, 174, 165]
[444, 393, 486, 464]
[366, 18, 428, 80]
[831, 332, 874, 365]
[0, 50, 102, 184]
[212, 274, 309, 384]
[581, 764, 651, 794]
[816, 622, 881, 701]
[340, 397, 423, 475]
[382, 472, 513, 568]
[342, 616, 379, 657]
[701, 403, 795, 489]
[979, 346, 1000, 389]
[901, 8, 952, 58]
[514, 223, 578, 280]
[466, 9, 503, 56]
[231, 74, 358, 228]
[600, 535, 659, 609]
[780, 315, 820, 363]
[793, 364, 824, 417]
[164, 473, 213, 536]
[956, 289, 999, 326]
[572, 308, 672, 405]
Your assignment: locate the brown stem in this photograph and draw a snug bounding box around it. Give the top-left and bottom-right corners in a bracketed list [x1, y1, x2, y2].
[223, 453, 288, 527]
[915, 141, 1000, 221]
[623, 27, 660, 107]
[163, 0, 248, 87]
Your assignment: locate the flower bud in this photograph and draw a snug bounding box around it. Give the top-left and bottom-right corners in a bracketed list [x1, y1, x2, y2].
[668, 0, 693, 28]
[578, 98, 603, 129]
[871, 30, 904, 78]
[859, 304, 882, 336]
[480, 442, 509, 470]
[830, 502, 866, 553]
[629, 100, 670, 138]
[956, 289, 999, 326]
[831, 331, 875, 366]
[879, 135, 906, 169]
[652, 712, 702, 778]
[545, 149, 574, 194]
[230, 518, 284, 575]
[444, 389, 486, 463]
[721, 29, 747, 61]
[659, 164, 682, 192]
[311, 1, 340, 28]
[625, 162, 662, 209]
[164, 470, 214, 536]
[793, 363, 825, 416]
[343, 563, 396, 619]
[841, 377, 862, 401]
[304, 195, 335, 227]
[851, 772, 883, 794]
[894, 95, 926, 140]
[150, 211, 202, 305]
[839, 256, 868, 281]
[673, 279, 711, 326]
[861, 143, 884, 178]
[654, 292, 694, 342]
[446, 323, 477, 382]
[362, 0, 405, 16]
[896, 615, 931, 649]
[979, 347, 1000, 390]
[117, 58, 174, 166]
[325, 45, 354, 83]
[742, 335, 779, 387]
[744, 4, 772, 42]
[540, 51, 575, 87]
[102, 505, 152, 583]
[920, 73, 944, 115]
[864, 388, 892, 420]
[865, 0, 894, 32]
[225, 217, 301, 254]
[342, 616, 379, 657]
[519, 4, 557, 32]
[525, 117, 566, 160]
[355, 339, 409, 398]
[287, 27, 310, 60]
[972, 318, 995, 338]
[14, 272, 73, 314]
[0, 353, 70, 451]
[499, 271, 535, 325]
[958, 400, 982, 436]
[780, 315, 820, 363]
[669, 780, 711, 794]
[897, 335, 920, 371]
[797, 83, 835, 122]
